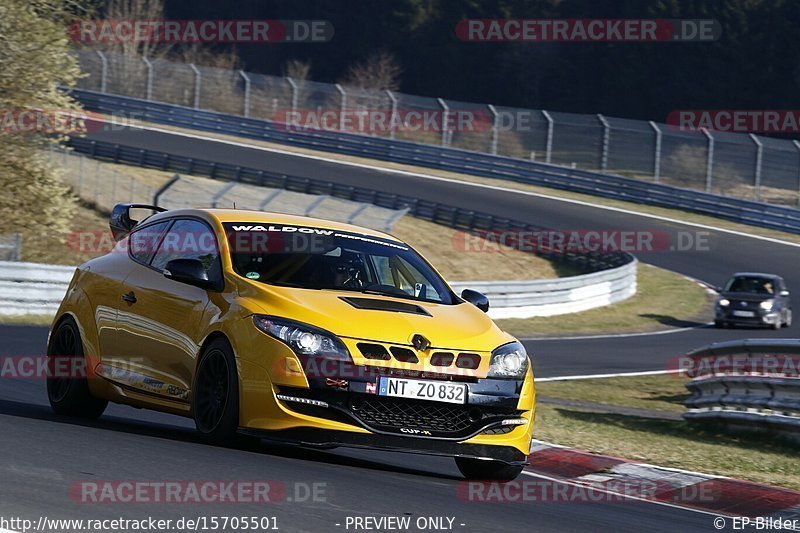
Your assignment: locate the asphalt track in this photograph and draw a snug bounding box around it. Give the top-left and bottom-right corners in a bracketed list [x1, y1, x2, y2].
[0, 336, 717, 532]
[1, 124, 798, 531]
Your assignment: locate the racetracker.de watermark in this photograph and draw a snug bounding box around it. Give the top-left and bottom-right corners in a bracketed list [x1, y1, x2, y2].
[452, 229, 711, 254]
[457, 479, 718, 504]
[69, 19, 333, 43]
[668, 353, 800, 378]
[70, 480, 326, 504]
[456, 18, 721, 42]
[0, 109, 103, 135]
[667, 110, 800, 133]
[0, 356, 144, 380]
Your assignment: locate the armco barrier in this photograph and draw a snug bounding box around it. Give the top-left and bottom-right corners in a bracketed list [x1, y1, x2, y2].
[683, 339, 800, 441]
[0, 262, 74, 315]
[0, 259, 635, 319]
[72, 89, 800, 235]
[451, 258, 637, 319]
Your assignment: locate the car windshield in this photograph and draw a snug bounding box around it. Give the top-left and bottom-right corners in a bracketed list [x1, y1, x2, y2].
[724, 276, 775, 295]
[224, 223, 455, 304]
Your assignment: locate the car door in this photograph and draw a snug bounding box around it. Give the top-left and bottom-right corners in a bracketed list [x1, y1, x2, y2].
[114, 218, 222, 403]
[94, 220, 171, 366]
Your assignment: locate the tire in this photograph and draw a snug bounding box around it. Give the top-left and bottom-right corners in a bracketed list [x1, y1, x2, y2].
[193, 338, 239, 444]
[46, 316, 107, 419]
[455, 456, 524, 481]
[713, 320, 724, 328]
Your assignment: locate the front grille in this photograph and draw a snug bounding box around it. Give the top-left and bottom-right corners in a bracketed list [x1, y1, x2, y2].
[358, 343, 391, 360]
[390, 347, 419, 363]
[350, 395, 505, 434]
[455, 353, 481, 369]
[482, 426, 514, 435]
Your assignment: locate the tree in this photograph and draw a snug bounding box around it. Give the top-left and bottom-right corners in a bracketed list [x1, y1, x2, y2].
[0, 0, 86, 260]
[340, 51, 402, 91]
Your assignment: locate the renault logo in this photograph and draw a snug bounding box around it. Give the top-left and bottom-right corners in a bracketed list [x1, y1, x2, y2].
[412, 334, 431, 351]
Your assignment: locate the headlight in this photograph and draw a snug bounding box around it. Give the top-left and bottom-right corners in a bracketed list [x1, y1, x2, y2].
[718, 298, 730, 307]
[759, 300, 775, 311]
[253, 315, 350, 360]
[488, 341, 529, 379]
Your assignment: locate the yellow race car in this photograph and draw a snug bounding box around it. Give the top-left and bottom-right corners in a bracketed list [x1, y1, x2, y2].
[48, 203, 535, 480]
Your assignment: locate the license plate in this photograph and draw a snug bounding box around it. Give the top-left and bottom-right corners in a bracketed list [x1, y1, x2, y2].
[732, 310, 755, 317]
[378, 377, 468, 404]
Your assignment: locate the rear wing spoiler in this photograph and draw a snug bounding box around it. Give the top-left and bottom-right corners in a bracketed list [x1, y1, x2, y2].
[110, 203, 167, 242]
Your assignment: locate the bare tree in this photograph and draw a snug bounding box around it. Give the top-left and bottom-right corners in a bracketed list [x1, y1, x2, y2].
[100, 0, 170, 59]
[282, 59, 312, 82]
[340, 51, 402, 91]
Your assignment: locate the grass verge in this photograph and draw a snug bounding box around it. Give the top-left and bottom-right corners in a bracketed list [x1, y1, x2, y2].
[534, 375, 800, 489]
[497, 263, 713, 337]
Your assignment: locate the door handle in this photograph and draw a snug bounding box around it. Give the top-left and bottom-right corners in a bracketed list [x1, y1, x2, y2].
[122, 292, 137, 304]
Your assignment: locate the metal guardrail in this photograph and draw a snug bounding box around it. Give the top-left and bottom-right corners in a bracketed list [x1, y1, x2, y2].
[684, 340, 800, 441]
[451, 258, 637, 319]
[72, 89, 800, 235]
[0, 258, 635, 319]
[0, 261, 74, 315]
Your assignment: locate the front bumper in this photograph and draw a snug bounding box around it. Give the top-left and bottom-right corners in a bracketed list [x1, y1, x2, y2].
[716, 307, 780, 326]
[239, 361, 534, 461]
[241, 426, 529, 465]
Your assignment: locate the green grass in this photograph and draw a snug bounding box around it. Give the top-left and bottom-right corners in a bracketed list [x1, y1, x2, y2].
[537, 374, 688, 413]
[533, 374, 800, 489]
[497, 263, 713, 337]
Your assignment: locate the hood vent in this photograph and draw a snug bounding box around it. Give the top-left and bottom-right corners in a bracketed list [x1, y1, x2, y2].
[340, 297, 431, 316]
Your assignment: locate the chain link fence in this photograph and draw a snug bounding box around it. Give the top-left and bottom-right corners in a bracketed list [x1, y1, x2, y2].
[74, 50, 800, 208]
[47, 145, 407, 232]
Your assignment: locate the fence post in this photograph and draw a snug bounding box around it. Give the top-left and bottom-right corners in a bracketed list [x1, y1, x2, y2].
[649, 121, 661, 183]
[239, 70, 251, 117]
[386, 90, 398, 140]
[542, 110, 554, 164]
[488, 104, 499, 155]
[702, 128, 714, 193]
[142, 56, 153, 101]
[13, 233, 22, 262]
[189, 64, 201, 109]
[794, 140, 800, 207]
[438, 98, 449, 147]
[335, 84, 347, 131]
[76, 154, 83, 188]
[95, 50, 108, 93]
[597, 113, 610, 172]
[750, 134, 763, 202]
[287, 78, 299, 114]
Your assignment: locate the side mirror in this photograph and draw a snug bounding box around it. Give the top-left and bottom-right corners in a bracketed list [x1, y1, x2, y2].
[461, 289, 489, 313]
[163, 259, 217, 290]
[780, 290, 790, 297]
